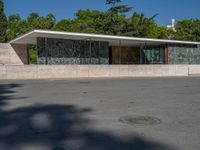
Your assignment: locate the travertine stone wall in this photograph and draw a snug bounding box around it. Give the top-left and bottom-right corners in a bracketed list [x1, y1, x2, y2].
[0, 43, 26, 65]
[1, 65, 200, 80]
[10, 44, 28, 64]
[37, 38, 109, 64]
[168, 44, 200, 64]
[0, 43, 11, 64]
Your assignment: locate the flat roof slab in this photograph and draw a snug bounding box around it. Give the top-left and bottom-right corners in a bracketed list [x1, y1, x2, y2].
[9, 30, 200, 46]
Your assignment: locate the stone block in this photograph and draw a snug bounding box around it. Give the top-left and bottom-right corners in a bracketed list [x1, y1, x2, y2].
[175, 65, 188, 76]
[188, 65, 200, 75]
[37, 65, 53, 79]
[128, 65, 138, 77]
[0, 66, 6, 79]
[37, 65, 66, 79]
[135, 65, 154, 77]
[0, 55, 10, 64]
[168, 65, 176, 76]
[110, 65, 120, 77]
[0, 43, 25, 65]
[10, 44, 28, 64]
[77, 65, 89, 77]
[152, 65, 169, 77]
[64, 65, 78, 78]
[89, 65, 110, 77]
[10, 52, 24, 65]
[50, 65, 66, 78]
[6, 65, 37, 79]
[119, 65, 129, 77]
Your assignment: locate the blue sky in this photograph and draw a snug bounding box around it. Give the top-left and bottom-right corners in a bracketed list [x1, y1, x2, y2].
[4, 0, 200, 26]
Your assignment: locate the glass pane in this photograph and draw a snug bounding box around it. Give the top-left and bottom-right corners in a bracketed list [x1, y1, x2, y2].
[142, 47, 164, 64]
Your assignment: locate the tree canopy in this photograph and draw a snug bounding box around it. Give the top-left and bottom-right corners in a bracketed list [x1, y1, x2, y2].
[174, 19, 200, 42]
[106, 0, 133, 14]
[54, 9, 160, 37]
[6, 12, 56, 41]
[2, 0, 200, 42]
[0, 0, 7, 42]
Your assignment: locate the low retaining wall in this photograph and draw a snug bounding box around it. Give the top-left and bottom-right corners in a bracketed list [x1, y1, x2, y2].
[0, 65, 199, 80]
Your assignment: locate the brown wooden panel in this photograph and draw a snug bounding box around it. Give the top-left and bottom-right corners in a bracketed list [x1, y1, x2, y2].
[112, 46, 140, 64]
[112, 46, 121, 64]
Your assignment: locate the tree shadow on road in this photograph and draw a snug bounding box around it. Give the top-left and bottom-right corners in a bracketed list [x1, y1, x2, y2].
[0, 83, 175, 150]
[0, 83, 27, 107]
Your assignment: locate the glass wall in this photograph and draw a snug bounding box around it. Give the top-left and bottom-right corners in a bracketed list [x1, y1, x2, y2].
[37, 38, 109, 64]
[142, 47, 165, 64]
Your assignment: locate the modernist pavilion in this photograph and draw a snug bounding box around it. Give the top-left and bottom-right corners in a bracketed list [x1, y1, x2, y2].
[9, 30, 200, 65]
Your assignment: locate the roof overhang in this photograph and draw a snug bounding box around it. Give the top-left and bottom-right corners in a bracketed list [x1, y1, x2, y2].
[9, 30, 200, 47]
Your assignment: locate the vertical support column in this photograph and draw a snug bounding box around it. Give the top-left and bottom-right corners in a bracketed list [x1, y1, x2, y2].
[144, 43, 147, 64]
[98, 41, 101, 64]
[140, 45, 143, 64]
[164, 43, 168, 64]
[27, 45, 30, 65]
[119, 39, 122, 64]
[83, 40, 86, 64]
[45, 38, 48, 65]
[89, 38, 92, 64]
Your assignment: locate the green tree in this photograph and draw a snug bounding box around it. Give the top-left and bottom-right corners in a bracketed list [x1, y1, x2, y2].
[146, 26, 169, 39]
[29, 46, 37, 64]
[46, 13, 56, 29]
[106, 0, 132, 35]
[54, 9, 160, 38]
[106, 0, 132, 14]
[121, 12, 158, 37]
[174, 19, 200, 42]
[6, 14, 22, 41]
[54, 9, 116, 34]
[54, 19, 74, 31]
[27, 13, 56, 30]
[7, 14, 31, 41]
[7, 13, 56, 41]
[74, 9, 124, 34]
[0, 0, 7, 42]
[27, 13, 39, 22]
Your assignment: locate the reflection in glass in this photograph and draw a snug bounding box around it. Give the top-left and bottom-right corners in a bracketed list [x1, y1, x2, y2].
[142, 47, 164, 64]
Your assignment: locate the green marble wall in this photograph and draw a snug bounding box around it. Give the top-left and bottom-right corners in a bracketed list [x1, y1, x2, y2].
[168, 44, 200, 64]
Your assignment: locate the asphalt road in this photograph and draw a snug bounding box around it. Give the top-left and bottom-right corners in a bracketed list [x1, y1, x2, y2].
[0, 77, 200, 150]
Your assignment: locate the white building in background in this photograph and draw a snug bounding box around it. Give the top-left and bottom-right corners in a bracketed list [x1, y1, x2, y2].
[167, 19, 176, 32]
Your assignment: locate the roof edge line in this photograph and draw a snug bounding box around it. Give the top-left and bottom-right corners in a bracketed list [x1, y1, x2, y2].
[33, 29, 200, 45]
[9, 30, 36, 44]
[8, 29, 200, 45]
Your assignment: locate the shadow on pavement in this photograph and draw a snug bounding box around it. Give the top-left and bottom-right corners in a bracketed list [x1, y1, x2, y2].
[0, 83, 174, 150]
[0, 83, 27, 107]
